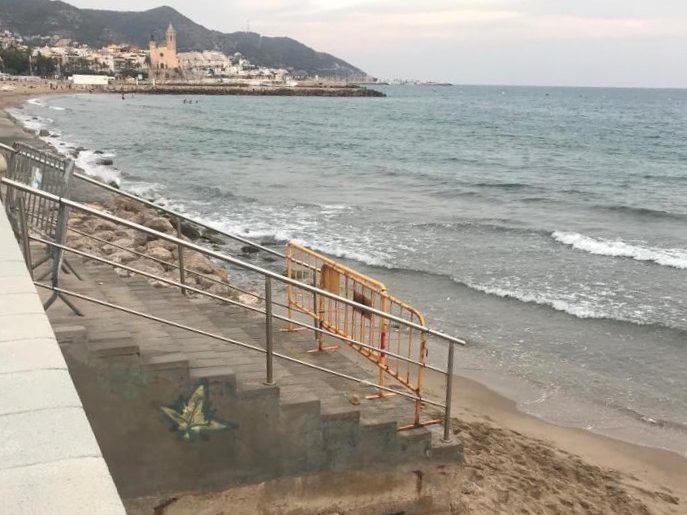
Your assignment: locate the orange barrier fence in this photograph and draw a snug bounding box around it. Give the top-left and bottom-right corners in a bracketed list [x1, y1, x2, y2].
[285, 241, 433, 428]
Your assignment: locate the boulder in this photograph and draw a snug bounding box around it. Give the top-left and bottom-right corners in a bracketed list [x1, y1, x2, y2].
[180, 221, 201, 240]
[184, 252, 215, 274]
[238, 293, 259, 306]
[202, 228, 224, 245]
[38, 129, 50, 137]
[241, 245, 259, 255]
[96, 157, 114, 166]
[93, 230, 116, 242]
[148, 246, 173, 263]
[110, 251, 138, 264]
[112, 196, 143, 213]
[91, 219, 118, 232]
[145, 216, 174, 234]
[147, 239, 177, 253]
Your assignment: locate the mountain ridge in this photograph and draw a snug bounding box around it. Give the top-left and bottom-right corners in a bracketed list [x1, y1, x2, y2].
[0, 0, 366, 78]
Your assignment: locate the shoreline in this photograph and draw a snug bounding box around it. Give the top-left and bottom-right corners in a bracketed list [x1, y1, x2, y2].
[3, 87, 687, 511]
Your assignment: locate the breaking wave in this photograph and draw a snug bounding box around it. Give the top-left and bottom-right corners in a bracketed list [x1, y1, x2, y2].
[552, 231, 687, 270]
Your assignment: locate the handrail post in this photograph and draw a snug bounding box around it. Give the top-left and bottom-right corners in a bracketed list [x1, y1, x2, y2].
[17, 196, 33, 278]
[264, 276, 275, 385]
[175, 217, 186, 295]
[442, 342, 455, 442]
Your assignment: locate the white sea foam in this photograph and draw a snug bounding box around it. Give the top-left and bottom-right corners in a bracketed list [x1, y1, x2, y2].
[552, 231, 687, 270]
[469, 282, 608, 319]
[11, 99, 122, 187]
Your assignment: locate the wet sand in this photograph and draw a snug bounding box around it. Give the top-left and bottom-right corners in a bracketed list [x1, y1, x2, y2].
[2, 85, 687, 514]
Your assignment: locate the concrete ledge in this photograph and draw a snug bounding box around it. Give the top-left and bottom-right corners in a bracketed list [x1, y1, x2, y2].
[0, 203, 126, 514]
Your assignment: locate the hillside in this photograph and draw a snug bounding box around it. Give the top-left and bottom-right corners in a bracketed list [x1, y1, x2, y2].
[0, 0, 366, 78]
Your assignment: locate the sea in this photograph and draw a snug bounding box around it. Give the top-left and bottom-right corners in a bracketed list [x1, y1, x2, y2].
[11, 85, 687, 455]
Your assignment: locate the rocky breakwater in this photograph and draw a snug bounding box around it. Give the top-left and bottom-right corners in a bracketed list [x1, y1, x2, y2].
[65, 195, 252, 303]
[115, 84, 386, 98]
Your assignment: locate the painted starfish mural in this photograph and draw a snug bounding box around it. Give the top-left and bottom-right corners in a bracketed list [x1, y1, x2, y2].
[161, 383, 234, 440]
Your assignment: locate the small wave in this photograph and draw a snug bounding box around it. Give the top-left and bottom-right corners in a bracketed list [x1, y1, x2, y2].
[27, 98, 45, 106]
[601, 204, 687, 222]
[295, 239, 389, 268]
[471, 182, 531, 190]
[49, 105, 66, 111]
[466, 282, 607, 319]
[552, 231, 687, 270]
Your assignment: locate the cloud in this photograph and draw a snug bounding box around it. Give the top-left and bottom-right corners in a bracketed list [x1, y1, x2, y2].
[67, 0, 687, 86]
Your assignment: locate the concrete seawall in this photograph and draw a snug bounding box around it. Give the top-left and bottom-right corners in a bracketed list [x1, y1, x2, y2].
[0, 204, 125, 514]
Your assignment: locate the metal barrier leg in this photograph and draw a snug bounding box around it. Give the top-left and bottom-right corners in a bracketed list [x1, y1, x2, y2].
[264, 276, 275, 385]
[308, 271, 338, 353]
[61, 258, 83, 280]
[43, 202, 82, 316]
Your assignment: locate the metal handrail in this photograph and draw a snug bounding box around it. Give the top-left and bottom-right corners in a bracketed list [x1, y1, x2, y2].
[6, 177, 464, 438]
[32, 282, 446, 409]
[3, 177, 467, 347]
[31, 235, 448, 375]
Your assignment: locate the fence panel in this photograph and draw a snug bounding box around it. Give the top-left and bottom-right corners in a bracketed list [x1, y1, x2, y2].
[286, 241, 432, 427]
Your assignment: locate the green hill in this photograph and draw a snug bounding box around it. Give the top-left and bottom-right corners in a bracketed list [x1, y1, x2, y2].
[0, 0, 366, 78]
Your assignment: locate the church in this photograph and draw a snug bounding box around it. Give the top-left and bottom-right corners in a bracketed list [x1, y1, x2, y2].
[149, 23, 179, 72]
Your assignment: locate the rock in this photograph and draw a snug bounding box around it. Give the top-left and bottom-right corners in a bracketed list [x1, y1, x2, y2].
[238, 293, 259, 306]
[0, 154, 6, 174]
[133, 232, 149, 247]
[145, 216, 174, 234]
[241, 245, 259, 255]
[91, 220, 118, 232]
[202, 228, 224, 245]
[96, 157, 114, 166]
[147, 239, 177, 253]
[107, 180, 120, 189]
[94, 150, 104, 155]
[92, 230, 116, 242]
[261, 255, 277, 263]
[180, 221, 201, 240]
[184, 252, 215, 274]
[113, 229, 133, 240]
[110, 251, 138, 264]
[112, 196, 142, 213]
[148, 246, 173, 263]
[38, 129, 50, 137]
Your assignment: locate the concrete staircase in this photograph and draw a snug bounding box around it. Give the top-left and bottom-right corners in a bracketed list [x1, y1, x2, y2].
[40, 255, 461, 499]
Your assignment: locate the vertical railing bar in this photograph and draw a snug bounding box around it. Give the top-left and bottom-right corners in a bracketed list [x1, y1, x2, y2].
[265, 276, 275, 385]
[176, 217, 187, 295]
[443, 341, 455, 441]
[17, 196, 33, 278]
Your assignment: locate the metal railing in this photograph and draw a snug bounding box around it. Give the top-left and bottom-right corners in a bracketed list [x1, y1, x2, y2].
[2, 176, 466, 440]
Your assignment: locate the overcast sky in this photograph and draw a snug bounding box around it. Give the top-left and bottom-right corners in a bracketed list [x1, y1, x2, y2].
[68, 0, 687, 88]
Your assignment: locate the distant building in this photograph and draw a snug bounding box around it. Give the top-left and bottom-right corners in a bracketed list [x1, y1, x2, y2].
[149, 23, 179, 71]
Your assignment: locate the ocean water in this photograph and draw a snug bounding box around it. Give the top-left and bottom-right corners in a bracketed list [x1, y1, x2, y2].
[12, 86, 687, 454]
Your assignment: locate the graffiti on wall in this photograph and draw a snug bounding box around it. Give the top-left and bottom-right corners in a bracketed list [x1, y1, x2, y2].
[161, 382, 236, 441]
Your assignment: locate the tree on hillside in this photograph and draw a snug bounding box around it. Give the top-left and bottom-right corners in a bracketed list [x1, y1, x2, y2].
[0, 47, 30, 75]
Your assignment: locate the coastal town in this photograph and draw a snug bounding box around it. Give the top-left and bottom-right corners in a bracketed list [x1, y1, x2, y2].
[0, 24, 295, 85]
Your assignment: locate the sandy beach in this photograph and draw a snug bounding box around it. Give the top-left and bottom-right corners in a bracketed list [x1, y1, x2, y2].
[2, 86, 686, 514]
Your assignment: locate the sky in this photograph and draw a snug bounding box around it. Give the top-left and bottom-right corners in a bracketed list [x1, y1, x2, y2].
[68, 0, 687, 88]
